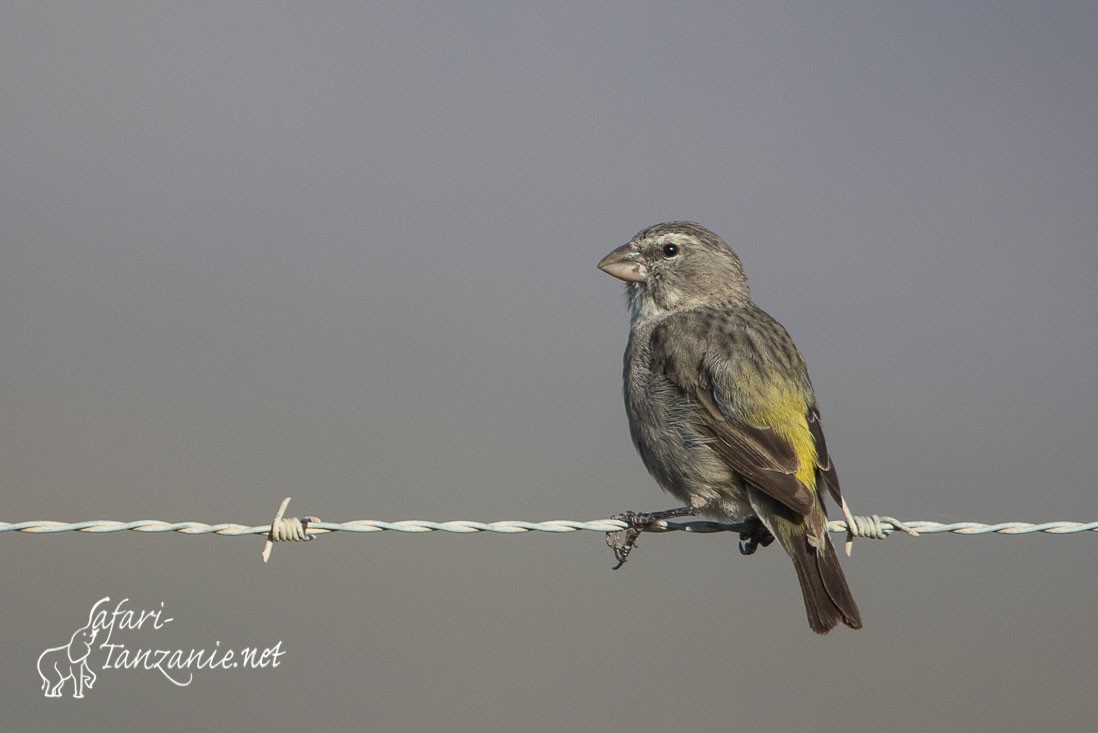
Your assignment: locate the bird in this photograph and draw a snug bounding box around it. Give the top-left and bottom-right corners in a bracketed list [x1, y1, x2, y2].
[598, 221, 861, 633]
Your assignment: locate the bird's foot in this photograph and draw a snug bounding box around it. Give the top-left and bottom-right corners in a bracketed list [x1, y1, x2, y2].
[606, 506, 696, 569]
[737, 517, 775, 556]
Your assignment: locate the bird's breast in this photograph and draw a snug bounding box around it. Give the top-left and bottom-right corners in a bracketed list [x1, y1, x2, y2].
[622, 324, 736, 505]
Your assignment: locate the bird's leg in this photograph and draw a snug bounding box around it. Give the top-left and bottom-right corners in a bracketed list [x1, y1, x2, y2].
[606, 506, 697, 569]
[737, 516, 775, 556]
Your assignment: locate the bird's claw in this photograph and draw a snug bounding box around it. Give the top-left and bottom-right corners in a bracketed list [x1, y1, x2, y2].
[606, 511, 653, 569]
[606, 527, 642, 569]
[737, 518, 775, 556]
[606, 507, 696, 569]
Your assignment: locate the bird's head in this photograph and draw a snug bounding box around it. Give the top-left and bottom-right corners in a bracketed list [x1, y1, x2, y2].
[598, 221, 751, 318]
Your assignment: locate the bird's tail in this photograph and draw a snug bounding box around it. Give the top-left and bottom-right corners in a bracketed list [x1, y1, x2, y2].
[749, 490, 862, 634]
[783, 524, 861, 634]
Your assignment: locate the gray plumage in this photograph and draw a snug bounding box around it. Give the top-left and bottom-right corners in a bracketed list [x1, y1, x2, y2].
[599, 221, 861, 633]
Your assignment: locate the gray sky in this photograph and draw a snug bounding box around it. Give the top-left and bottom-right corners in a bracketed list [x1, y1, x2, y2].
[3, 1, 1096, 729]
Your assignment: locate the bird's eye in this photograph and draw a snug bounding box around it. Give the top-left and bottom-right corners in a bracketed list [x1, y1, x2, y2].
[662, 244, 680, 258]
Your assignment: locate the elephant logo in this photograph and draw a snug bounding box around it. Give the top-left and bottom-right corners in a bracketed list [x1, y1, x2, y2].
[37, 597, 109, 699]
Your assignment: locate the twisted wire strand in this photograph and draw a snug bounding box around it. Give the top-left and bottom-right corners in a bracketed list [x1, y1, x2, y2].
[3, 518, 1098, 536]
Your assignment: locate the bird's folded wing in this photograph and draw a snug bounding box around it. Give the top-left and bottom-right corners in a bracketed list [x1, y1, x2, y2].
[694, 398, 816, 517]
[649, 314, 816, 517]
[807, 407, 842, 508]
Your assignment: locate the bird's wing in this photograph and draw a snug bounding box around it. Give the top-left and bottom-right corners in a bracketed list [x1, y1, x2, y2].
[649, 312, 817, 517]
[807, 406, 842, 508]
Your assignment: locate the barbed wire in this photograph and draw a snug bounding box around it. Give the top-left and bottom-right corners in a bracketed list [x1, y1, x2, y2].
[8, 517, 1098, 536]
[5, 497, 1096, 563]
[7, 517, 1098, 536]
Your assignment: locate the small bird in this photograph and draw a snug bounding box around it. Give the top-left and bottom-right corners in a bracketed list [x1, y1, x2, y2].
[598, 221, 861, 633]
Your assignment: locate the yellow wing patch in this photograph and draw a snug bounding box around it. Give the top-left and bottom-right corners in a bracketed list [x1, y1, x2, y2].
[744, 383, 818, 491]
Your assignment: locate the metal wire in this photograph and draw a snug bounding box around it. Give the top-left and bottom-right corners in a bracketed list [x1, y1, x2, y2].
[3, 517, 1097, 536]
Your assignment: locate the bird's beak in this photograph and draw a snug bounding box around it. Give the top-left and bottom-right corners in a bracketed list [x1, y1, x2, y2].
[598, 243, 647, 283]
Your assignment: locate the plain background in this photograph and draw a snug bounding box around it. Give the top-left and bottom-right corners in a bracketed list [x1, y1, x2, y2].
[3, 2, 1096, 729]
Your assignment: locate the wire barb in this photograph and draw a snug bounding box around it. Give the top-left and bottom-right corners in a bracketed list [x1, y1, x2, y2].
[261, 497, 320, 563]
